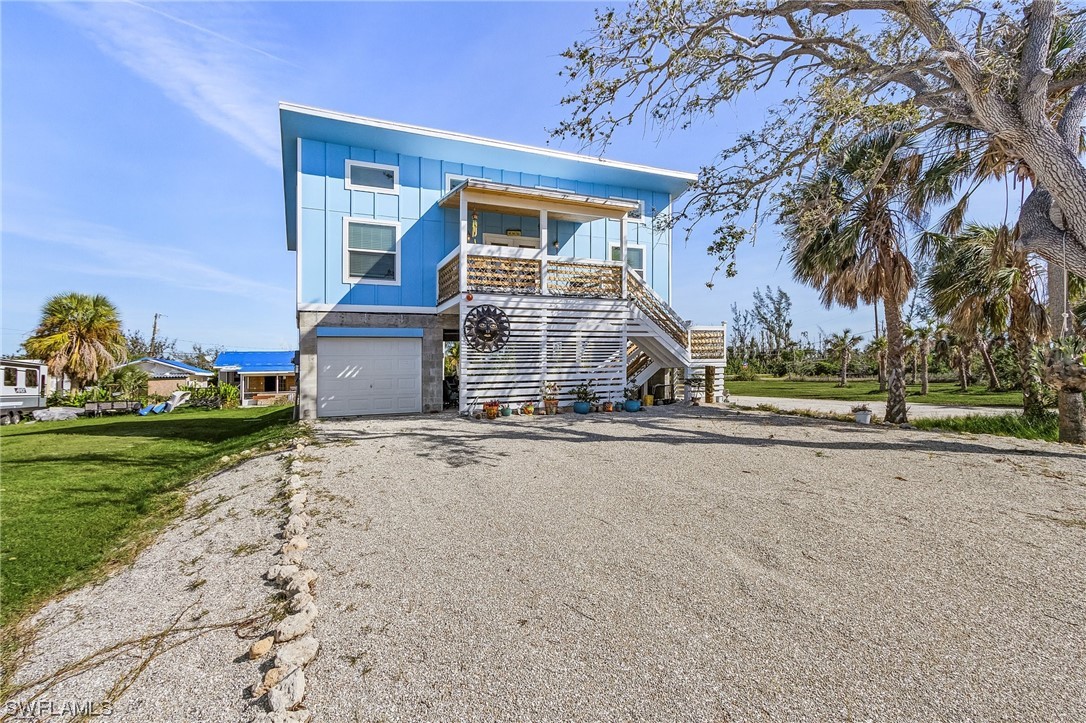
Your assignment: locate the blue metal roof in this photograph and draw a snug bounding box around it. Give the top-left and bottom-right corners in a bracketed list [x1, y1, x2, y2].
[122, 357, 213, 376]
[213, 351, 297, 373]
[279, 103, 698, 250]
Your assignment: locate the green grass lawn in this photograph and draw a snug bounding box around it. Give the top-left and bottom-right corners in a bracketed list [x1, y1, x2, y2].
[725, 378, 1023, 407]
[0, 406, 298, 626]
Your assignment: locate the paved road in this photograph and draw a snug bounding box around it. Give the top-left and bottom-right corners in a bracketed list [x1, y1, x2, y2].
[728, 394, 1020, 420]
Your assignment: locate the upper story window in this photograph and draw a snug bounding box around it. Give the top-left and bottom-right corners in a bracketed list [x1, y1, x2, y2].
[345, 160, 398, 194]
[444, 173, 484, 193]
[610, 243, 645, 279]
[610, 196, 646, 222]
[343, 218, 400, 285]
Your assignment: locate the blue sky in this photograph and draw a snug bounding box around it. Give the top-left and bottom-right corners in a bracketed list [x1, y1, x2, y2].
[2, 2, 1013, 356]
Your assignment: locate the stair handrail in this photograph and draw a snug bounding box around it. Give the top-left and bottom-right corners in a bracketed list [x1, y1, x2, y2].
[626, 271, 690, 350]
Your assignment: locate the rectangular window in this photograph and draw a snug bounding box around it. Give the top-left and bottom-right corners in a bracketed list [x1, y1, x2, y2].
[610, 196, 646, 221]
[3, 368, 16, 386]
[25, 369, 38, 388]
[611, 244, 645, 278]
[345, 160, 398, 193]
[344, 218, 400, 284]
[444, 173, 483, 193]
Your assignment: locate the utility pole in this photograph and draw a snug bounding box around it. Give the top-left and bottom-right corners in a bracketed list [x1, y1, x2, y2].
[149, 313, 163, 355]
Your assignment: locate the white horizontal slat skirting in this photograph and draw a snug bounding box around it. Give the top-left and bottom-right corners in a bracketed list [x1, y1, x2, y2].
[460, 295, 626, 412]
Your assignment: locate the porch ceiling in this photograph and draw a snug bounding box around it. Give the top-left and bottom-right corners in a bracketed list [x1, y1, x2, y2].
[438, 179, 640, 222]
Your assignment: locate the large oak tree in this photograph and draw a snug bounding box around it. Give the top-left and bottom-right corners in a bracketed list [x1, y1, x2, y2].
[553, 0, 1086, 279]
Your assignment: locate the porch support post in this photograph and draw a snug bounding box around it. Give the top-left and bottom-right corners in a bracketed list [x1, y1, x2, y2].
[458, 192, 469, 293]
[458, 192, 469, 416]
[620, 217, 628, 299]
[539, 209, 549, 295]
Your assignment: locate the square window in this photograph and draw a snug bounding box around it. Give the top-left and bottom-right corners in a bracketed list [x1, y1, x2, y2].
[25, 369, 38, 387]
[344, 219, 399, 284]
[611, 244, 645, 278]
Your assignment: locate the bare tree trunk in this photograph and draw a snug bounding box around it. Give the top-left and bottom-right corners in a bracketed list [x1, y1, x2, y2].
[978, 336, 1001, 391]
[877, 353, 887, 393]
[911, 353, 918, 384]
[1012, 321, 1046, 416]
[957, 354, 969, 391]
[883, 301, 908, 424]
[920, 340, 930, 396]
[1057, 390, 1085, 444]
[839, 352, 848, 387]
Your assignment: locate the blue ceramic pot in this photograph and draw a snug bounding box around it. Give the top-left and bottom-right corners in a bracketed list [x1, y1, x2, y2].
[624, 400, 641, 412]
[573, 401, 591, 414]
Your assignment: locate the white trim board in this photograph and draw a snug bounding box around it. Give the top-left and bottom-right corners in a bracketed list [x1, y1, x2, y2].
[342, 216, 402, 286]
[281, 102, 698, 183]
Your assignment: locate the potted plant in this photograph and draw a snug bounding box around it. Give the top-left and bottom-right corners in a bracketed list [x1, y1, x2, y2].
[602, 400, 613, 412]
[500, 403, 513, 417]
[541, 381, 560, 415]
[851, 403, 873, 424]
[483, 400, 501, 420]
[571, 380, 598, 414]
[623, 385, 642, 412]
[522, 401, 534, 416]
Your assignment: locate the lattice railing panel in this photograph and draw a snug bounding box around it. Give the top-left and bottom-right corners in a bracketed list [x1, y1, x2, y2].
[547, 261, 622, 299]
[466, 256, 541, 295]
[437, 255, 460, 303]
[690, 328, 727, 360]
[627, 271, 689, 349]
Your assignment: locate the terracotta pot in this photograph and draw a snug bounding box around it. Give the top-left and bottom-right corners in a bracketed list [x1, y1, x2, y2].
[603, 402, 613, 412]
[485, 406, 499, 420]
[544, 400, 558, 415]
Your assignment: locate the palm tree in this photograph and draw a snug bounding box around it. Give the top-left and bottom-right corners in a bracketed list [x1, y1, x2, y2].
[825, 329, 863, 387]
[934, 326, 974, 392]
[926, 224, 1049, 415]
[867, 336, 888, 392]
[24, 293, 127, 389]
[782, 128, 946, 423]
[914, 325, 934, 395]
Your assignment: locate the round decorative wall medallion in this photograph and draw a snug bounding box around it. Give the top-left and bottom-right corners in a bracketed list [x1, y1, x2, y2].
[463, 304, 510, 353]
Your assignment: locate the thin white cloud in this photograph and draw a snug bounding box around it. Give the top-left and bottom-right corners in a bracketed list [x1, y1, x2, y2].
[3, 217, 291, 301]
[48, 2, 283, 167]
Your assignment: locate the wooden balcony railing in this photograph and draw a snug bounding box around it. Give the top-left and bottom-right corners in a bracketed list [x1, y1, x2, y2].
[546, 261, 622, 299]
[627, 270, 690, 349]
[437, 254, 460, 303]
[466, 255, 541, 294]
[690, 327, 727, 360]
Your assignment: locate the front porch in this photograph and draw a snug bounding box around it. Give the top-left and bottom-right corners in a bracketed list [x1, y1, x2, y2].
[435, 179, 726, 414]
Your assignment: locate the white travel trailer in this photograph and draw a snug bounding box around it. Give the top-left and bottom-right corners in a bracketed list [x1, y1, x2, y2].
[1, 359, 49, 424]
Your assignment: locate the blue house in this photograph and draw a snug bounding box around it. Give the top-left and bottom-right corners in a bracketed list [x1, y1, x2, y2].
[279, 103, 726, 418]
[213, 351, 297, 407]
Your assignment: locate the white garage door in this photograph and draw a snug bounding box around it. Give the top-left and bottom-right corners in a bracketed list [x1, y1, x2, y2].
[316, 337, 422, 417]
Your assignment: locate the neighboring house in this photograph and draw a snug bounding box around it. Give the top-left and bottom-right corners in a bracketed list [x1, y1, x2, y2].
[279, 102, 726, 419]
[115, 357, 213, 397]
[213, 351, 298, 407]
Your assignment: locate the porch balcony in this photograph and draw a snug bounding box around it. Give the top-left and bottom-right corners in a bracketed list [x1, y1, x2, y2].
[435, 178, 726, 368]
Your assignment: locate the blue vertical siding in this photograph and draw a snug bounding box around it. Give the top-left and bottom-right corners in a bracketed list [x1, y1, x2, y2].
[298, 140, 673, 307]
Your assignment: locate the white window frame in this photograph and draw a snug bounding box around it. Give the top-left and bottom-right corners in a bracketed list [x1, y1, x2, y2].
[342, 217, 401, 286]
[610, 241, 646, 279]
[345, 159, 399, 194]
[444, 173, 484, 193]
[609, 196, 647, 223]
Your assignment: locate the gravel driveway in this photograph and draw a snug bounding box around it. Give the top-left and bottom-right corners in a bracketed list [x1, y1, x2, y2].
[302, 406, 1086, 721]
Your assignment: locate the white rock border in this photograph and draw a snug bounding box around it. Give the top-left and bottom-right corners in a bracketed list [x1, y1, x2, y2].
[246, 438, 320, 722]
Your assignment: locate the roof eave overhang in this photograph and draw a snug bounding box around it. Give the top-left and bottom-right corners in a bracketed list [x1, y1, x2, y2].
[437, 180, 640, 221]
